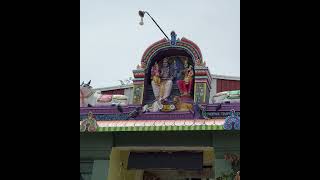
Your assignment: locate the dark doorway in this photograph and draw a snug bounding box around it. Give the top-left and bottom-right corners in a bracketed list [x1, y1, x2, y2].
[128, 151, 203, 170]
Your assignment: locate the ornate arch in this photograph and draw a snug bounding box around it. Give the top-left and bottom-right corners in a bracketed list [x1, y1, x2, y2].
[140, 37, 203, 69]
[132, 36, 210, 105]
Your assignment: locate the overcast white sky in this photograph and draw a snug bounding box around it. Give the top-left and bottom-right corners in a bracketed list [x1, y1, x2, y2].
[80, 0, 240, 88]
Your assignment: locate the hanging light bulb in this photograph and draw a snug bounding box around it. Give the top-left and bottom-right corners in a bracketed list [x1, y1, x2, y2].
[138, 10, 145, 26]
[139, 17, 144, 25]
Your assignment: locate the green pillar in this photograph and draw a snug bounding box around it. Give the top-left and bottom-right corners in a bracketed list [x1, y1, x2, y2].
[91, 160, 109, 180]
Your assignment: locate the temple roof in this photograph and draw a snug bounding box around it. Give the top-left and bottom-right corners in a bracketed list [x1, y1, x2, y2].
[80, 103, 240, 120]
[80, 104, 240, 132]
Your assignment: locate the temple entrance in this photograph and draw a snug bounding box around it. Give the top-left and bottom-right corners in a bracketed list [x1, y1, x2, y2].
[108, 147, 214, 180]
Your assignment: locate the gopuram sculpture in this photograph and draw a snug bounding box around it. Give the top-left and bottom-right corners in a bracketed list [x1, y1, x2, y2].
[151, 58, 174, 102]
[177, 60, 194, 96]
[143, 57, 195, 113]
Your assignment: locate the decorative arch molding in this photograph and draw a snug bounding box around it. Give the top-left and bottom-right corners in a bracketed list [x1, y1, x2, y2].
[140, 37, 203, 69]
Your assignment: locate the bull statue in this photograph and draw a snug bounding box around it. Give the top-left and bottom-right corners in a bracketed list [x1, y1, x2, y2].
[80, 80, 128, 107]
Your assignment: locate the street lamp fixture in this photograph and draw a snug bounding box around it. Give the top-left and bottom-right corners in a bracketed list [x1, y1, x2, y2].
[138, 10, 170, 40]
[138, 10, 145, 25]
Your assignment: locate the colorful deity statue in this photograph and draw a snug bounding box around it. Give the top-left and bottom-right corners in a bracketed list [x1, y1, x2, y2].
[151, 58, 173, 101]
[177, 61, 194, 96]
[151, 62, 161, 86]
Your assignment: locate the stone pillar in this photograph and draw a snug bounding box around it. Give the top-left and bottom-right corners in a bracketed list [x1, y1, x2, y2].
[91, 160, 109, 180]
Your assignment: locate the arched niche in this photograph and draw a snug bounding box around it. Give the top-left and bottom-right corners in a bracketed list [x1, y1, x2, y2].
[143, 48, 195, 104]
[132, 37, 211, 105]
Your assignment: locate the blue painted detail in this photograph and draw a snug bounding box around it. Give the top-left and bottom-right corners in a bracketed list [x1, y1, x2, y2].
[170, 31, 177, 46]
[224, 109, 240, 130]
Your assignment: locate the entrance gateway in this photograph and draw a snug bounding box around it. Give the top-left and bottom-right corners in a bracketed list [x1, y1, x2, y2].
[80, 33, 240, 180]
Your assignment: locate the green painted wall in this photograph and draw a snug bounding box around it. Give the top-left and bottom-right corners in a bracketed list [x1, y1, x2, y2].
[80, 133, 113, 160]
[80, 161, 93, 180]
[91, 160, 109, 180]
[212, 131, 240, 158]
[211, 131, 240, 179]
[214, 159, 233, 178]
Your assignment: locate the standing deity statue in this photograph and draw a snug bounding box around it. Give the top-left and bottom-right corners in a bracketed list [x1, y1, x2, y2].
[151, 58, 173, 101]
[151, 62, 160, 86]
[177, 60, 194, 96]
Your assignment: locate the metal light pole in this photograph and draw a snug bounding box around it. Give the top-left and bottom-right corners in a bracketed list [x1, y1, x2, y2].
[138, 10, 170, 40]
